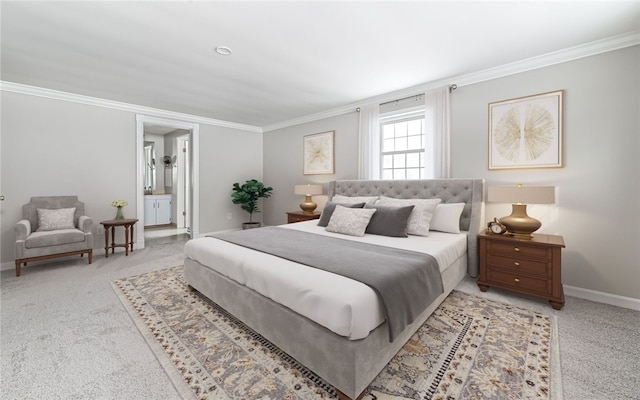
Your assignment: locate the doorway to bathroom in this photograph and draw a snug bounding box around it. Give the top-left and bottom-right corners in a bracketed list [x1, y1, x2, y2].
[136, 115, 200, 248]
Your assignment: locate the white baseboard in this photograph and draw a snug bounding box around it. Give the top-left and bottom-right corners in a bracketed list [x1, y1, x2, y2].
[564, 285, 640, 311]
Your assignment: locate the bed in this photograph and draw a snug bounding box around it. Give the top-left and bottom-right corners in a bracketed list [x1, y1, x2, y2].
[184, 179, 484, 399]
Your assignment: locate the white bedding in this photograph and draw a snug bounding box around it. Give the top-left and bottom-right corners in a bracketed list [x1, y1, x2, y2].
[184, 220, 467, 340]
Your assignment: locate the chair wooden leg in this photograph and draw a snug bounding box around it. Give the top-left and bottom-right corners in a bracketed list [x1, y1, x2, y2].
[15, 260, 21, 277]
[88, 249, 93, 264]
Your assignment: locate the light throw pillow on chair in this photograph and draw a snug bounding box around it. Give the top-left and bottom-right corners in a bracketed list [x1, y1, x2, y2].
[374, 196, 441, 236]
[37, 207, 76, 231]
[326, 205, 377, 237]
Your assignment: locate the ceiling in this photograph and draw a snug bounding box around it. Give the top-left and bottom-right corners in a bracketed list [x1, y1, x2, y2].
[2, 1, 639, 129]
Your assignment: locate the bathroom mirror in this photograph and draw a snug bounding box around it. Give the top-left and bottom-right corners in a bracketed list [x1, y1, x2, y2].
[144, 142, 156, 192]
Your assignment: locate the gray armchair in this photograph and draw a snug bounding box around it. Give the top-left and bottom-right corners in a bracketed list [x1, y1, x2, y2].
[15, 196, 93, 276]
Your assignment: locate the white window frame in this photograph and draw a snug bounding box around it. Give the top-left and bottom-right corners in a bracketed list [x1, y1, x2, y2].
[379, 107, 426, 180]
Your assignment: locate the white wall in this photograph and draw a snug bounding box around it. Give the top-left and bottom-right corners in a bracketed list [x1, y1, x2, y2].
[263, 46, 640, 300]
[0, 91, 263, 269]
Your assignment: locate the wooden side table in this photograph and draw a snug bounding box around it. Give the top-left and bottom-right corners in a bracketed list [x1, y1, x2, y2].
[100, 219, 138, 257]
[477, 231, 566, 310]
[286, 211, 321, 224]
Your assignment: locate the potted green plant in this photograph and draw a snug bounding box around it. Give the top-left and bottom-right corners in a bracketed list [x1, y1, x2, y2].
[231, 179, 273, 229]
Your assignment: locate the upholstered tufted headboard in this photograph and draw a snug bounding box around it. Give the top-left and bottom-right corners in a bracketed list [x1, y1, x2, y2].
[328, 179, 484, 277]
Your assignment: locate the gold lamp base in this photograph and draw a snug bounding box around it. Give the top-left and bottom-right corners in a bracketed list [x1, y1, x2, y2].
[299, 195, 317, 215]
[499, 204, 541, 239]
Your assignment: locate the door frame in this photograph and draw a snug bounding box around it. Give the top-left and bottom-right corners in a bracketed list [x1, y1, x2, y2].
[176, 134, 190, 231]
[135, 114, 199, 248]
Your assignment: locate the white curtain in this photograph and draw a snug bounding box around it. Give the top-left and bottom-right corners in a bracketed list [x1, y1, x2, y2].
[424, 87, 451, 178]
[359, 87, 450, 180]
[358, 103, 380, 179]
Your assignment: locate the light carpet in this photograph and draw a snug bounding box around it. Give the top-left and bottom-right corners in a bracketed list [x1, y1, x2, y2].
[112, 266, 562, 400]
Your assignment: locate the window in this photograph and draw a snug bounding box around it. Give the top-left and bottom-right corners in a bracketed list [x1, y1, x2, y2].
[380, 111, 425, 180]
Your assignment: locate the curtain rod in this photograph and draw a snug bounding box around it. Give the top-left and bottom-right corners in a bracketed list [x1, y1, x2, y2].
[379, 93, 423, 107]
[379, 84, 459, 107]
[355, 84, 458, 112]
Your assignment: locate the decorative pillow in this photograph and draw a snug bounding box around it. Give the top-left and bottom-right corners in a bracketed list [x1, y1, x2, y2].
[36, 207, 76, 232]
[364, 204, 415, 237]
[326, 205, 377, 237]
[430, 203, 466, 234]
[374, 196, 442, 236]
[317, 202, 365, 227]
[331, 194, 378, 207]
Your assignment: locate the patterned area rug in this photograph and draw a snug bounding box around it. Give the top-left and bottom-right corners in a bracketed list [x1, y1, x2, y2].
[112, 266, 561, 400]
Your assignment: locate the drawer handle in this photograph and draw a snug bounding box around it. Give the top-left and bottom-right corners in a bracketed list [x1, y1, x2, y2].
[514, 261, 520, 266]
[514, 278, 520, 283]
[514, 247, 520, 252]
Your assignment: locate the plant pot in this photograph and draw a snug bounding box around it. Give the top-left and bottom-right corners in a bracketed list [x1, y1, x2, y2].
[242, 222, 262, 230]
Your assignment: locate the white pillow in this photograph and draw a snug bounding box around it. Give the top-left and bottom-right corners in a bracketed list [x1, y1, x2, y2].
[375, 196, 441, 236]
[326, 205, 377, 237]
[331, 194, 378, 207]
[429, 203, 465, 234]
[37, 207, 76, 231]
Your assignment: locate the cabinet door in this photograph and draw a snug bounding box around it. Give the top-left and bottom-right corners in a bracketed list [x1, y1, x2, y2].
[156, 198, 172, 225]
[144, 198, 157, 226]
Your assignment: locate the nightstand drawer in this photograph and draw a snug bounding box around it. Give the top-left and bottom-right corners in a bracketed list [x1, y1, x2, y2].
[487, 269, 551, 295]
[488, 254, 551, 276]
[487, 241, 550, 259]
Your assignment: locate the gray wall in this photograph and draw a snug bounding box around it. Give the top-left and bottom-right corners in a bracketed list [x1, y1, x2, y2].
[263, 112, 359, 226]
[263, 46, 640, 300]
[198, 124, 263, 232]
[453, 46, 639, 300]
[0, 91, 262, 269]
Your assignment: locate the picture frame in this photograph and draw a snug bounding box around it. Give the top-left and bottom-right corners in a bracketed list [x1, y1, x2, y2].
[303, 130, 335, 175]
[488, 90, 563, 170]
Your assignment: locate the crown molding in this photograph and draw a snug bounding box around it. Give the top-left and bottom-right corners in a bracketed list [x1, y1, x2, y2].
[0, 81, 263, 133]
[263, 104, 359, 133]
[264, 32, 640, 132]
[453, 31, 640, 88]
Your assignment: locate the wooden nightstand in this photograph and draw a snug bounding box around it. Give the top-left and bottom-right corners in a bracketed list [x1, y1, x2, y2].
[477, 231, 565, 310]
[286, 211, 321, 224]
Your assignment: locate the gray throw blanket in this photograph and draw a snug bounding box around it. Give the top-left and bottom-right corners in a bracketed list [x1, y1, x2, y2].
[210, 227, 444, 342]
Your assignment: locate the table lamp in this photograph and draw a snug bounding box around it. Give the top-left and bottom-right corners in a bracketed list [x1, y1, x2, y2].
[488, 184, 555, 239]
[294, 184, 323, 214]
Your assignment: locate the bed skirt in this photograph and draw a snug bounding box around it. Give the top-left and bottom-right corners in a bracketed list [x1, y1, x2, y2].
[184, 255, 467, 399]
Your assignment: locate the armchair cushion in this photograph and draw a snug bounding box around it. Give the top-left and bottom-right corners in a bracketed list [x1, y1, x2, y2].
[25, 229, 86, 248]
[36, 208, 76, 231]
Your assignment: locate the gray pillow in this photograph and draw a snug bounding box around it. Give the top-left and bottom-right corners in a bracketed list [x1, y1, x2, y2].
[364, 204, 415, 237]
[317, 202, 365, 227]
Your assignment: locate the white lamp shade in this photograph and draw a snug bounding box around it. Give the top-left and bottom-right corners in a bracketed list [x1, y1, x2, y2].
[294, 184, 323, 196]
[488, 185, 555, 204]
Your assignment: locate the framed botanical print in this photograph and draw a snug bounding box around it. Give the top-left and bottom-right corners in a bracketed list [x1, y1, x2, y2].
[488, 90, 563, 169]
[303, 130, 334, 175]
